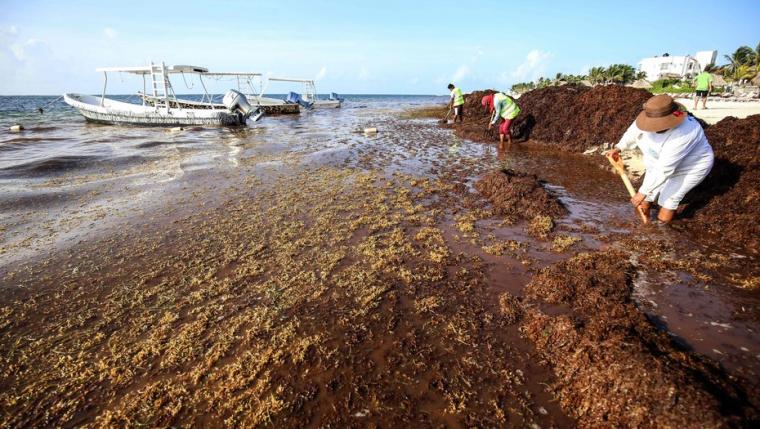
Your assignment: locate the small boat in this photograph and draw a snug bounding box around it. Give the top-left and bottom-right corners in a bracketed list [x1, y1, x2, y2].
[197, 72, 301, 114]
[64, 63, 263, 126]
[262, 77, 344, 109]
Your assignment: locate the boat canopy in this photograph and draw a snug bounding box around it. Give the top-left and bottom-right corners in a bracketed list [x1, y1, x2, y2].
[95, 65, 209, 75]
[202, 72, 263, 77]
[268, 77, 315, 84]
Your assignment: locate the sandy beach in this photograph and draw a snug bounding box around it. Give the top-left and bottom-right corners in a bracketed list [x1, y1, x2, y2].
[675, 98, 760, 124]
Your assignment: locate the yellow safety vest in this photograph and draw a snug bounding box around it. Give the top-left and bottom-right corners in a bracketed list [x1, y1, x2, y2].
[452, 87, 465, 106]
[495, 93, 520, 120]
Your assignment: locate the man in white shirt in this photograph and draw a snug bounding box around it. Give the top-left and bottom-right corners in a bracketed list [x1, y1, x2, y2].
[608, 95, 714, 223]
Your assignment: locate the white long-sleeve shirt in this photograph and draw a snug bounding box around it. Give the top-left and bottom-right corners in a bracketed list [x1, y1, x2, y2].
[615, 116, 714, 198]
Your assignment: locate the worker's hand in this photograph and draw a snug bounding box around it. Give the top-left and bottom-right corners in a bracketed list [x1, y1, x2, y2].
[606, 148, 621, 161]
[630, 192, 646, 208]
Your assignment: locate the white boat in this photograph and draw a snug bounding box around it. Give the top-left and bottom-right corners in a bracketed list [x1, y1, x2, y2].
[198, 72, 301, 114]
[139, 71, 302, 115]
[64, 63, 263, 126]
[198, 73, 343, 111]
[262, 77, 344, 109]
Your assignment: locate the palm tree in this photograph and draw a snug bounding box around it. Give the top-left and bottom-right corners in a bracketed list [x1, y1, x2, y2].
[511, 81, 536, 94]
[588, 67, 606, 85]
[732, 64, 756, 83]
[604, 64, 636, 85]
[537, 77, 551, 88]
[723, 46, 755, 73]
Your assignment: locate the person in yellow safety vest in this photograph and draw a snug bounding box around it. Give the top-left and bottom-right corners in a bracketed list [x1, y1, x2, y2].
[481, 92, 521, 147]
[447, 83, 465, 123]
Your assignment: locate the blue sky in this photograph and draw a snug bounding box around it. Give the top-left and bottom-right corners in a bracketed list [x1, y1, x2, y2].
[1, 0, 758, 95]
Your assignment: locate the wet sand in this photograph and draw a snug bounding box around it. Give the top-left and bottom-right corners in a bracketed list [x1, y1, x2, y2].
[1, 107, 758, 426]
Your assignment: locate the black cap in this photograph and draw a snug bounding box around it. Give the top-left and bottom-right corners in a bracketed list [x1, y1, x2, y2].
[447, 83, 455, 89]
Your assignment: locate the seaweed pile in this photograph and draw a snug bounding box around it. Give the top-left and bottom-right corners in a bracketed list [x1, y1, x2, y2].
[451, 85, 652, 152]
[474, 169, 567, 220]
[519, 251, 758, 427]
[682, 114, 760, 253]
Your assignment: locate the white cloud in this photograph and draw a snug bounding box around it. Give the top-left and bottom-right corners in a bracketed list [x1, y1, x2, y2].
[451, 65, 470, 83]
[509, 49, 552, 82]
[104, 27, 117, 40]
[470, 47, 485, 63]
[1, 25, 18, 37]
[357, 66, 370, 81]
[10, 38, 43, 61]
[315, 66, 327, 80]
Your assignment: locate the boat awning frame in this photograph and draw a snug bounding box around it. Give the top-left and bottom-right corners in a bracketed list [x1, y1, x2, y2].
[95, 65, 209, 75]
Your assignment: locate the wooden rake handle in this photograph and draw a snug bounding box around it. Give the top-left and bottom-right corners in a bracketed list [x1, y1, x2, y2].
[606, 153, 649, 224]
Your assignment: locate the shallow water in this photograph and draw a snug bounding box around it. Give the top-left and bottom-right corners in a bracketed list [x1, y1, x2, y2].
[0, 94, 444, 262]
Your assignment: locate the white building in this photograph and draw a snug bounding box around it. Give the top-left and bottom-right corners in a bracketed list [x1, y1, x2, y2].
[637, 50, 717, 81]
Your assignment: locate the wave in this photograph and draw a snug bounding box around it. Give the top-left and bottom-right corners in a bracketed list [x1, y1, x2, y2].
[0, 155, 102, 177]
[135, 140, 173, 149]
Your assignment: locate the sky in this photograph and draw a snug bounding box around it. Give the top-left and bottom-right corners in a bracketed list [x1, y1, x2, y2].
[1, 0, 758, 95]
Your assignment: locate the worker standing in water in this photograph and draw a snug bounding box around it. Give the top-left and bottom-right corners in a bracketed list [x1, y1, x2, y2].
[609, 94, 714, 223]
[447, 83, 465, 123]
[481, 92, 521, 148]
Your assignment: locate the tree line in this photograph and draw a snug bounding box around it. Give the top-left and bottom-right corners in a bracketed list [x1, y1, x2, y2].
[511, 43, 760, 94]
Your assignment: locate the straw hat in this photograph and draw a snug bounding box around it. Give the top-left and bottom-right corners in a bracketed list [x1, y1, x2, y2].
[635, 94, 686, 132]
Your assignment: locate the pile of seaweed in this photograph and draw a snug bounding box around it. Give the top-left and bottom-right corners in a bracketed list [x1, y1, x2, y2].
[451, 85, 652, 152]
[681, 114, 760, 253]
[515, 251, 758, 427]
[474, 169, 567, 220]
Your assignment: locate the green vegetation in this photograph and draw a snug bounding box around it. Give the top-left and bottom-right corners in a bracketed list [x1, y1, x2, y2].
[712, 43, 760, 84]
[649, 79, 695, 94]
[509, 41, 759, 95]
[511, 64, 644, 94]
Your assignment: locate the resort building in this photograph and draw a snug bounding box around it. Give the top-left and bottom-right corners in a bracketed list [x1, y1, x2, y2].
[637, 50, 717, 80]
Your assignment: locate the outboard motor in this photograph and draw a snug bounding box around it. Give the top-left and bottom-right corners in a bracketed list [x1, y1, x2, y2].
[329, 92, 344, 102]
[285, 91, 314, 110]
[223, 89, 256, 116]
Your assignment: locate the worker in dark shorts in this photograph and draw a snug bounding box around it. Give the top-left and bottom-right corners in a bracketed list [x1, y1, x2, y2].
[693, 71, 713, 110]
[448, 83, 465, 123]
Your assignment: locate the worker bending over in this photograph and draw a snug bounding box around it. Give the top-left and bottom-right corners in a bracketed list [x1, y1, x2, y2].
[609, 94, 714, 223]
[447, 83, 465, 123]
[481, 92, 521, 147]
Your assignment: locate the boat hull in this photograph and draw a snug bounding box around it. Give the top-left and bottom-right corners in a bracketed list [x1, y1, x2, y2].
[314, 100, 342, 109]
[139, 94, 300, 116]
[247, 96, 301, 114]
[64, 94, 246, 126]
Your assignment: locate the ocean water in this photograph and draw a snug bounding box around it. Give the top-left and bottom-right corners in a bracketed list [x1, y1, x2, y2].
[0, 94, 444, 180]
